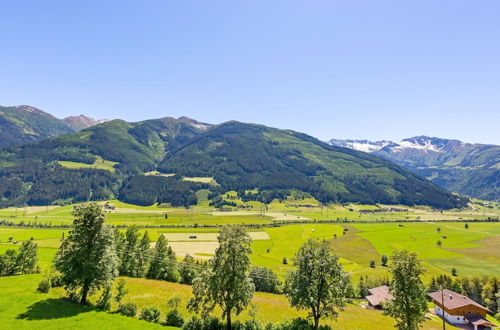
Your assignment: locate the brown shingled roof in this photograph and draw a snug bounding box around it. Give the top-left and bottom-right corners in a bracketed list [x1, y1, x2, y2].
[366, 285, 394, 307]
[428, 289, 490, 312]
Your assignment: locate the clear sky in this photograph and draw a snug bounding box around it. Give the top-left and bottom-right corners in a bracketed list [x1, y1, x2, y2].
[1, 1, 499, 144]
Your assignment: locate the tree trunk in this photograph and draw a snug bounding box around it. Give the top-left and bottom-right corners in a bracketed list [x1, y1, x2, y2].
[314, 315, 320, 329]
[226, 309, 232, 330]
[80, 283, 89, 304]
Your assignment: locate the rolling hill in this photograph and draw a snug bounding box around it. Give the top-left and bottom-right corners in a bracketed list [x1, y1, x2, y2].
[330, 136, 500, 201]
[0, 105, 105, 148]
[0, 118, 467, 209]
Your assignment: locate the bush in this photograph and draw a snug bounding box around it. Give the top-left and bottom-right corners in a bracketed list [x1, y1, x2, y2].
[182, 316, 203, 330]
[37, 279, 51, 293]
[182, 316, 224, 330]
[50, 274, 63, 287]
[165, 309, 184, 327]
[140, 306, 161, 323]
[267, 318, 331, 330]
[118, 302, 137, 317]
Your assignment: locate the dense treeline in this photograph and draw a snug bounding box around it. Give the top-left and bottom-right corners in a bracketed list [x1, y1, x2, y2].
[118, 175, 208, 207]
[0, 162, 118, 207]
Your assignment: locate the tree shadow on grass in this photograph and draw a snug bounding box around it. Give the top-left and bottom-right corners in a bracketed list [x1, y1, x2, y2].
[17, 298, 92, 320]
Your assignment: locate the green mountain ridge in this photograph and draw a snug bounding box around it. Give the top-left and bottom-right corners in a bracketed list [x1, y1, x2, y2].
[0, 105, 105, 148]
[0, 118, 466, 209]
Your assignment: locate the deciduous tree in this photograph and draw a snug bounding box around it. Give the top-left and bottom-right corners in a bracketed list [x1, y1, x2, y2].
[284, 238, 350, 329]
[384, 250, 427, 330]
[187, 225, 254, 329]
[55, 203, 118, 304]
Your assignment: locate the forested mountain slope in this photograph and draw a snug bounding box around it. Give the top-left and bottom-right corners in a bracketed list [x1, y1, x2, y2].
[0, 119, 467, 208]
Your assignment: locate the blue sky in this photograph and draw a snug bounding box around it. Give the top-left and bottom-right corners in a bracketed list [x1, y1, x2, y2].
[1, 1, 499, 144]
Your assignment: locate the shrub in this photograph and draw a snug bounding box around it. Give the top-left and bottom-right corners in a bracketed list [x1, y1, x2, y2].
[140, 306, 161, 323]
[369, 260, 376, 268]
[165, 309, 184, 327]
[118, 302, 137, 317]
[96, 284, 112, 311]
[50, 274, 63, 287]
[282, 257, 288, 265]
[182, 316, 203, 330]
[37, 279, 51, 293]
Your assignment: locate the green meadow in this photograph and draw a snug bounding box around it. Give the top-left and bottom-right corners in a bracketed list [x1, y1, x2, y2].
[1, 199, 499, 329]
[0, 274, 452, 330]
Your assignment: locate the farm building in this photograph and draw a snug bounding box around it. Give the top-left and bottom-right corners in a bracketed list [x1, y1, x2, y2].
[365, 285, 394, 309]
[428, 289, 497, 329]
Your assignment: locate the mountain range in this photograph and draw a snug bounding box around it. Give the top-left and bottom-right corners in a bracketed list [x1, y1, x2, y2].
[0, 105, 106, 148]
[329, 137, 500, 201]
[0, 105, 466, 209]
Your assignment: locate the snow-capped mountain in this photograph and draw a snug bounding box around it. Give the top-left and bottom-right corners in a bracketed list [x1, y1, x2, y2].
[329, 139, 395, 153]
[329, 136, 500, 202]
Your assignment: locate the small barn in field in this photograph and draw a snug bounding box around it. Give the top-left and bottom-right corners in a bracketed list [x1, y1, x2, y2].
[428, 289, 497, 330]
[365, 285, 394, 309]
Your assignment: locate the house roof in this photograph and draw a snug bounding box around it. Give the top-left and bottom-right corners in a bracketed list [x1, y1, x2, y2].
[467, 316, 497, 327]
[366, 285, 394, 307]
[428, 289, 490, 312]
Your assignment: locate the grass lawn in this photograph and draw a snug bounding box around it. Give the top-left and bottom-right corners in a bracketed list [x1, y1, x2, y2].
[0, 274, 171, 330]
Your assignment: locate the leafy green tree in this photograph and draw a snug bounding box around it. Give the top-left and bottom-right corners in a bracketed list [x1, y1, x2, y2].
[165, 246, 180, 282]
[120, 226, 140, 276]
[16, 238, 39, 274]
[284, 238, 350, 329]
[115, 278, 128, 305]
[250, 266, 280, 293]
[54, 203, 118, 304]
[187, 225, 254, 329]
[384, 250, 427, 330]
[147, 235, 170, 279]
[96, 281, 113, 311]
[136, 231, 152, 277]
[0, 249, 18, 276]
[179, 254, 198, 285]
[482, 277, 499, 314]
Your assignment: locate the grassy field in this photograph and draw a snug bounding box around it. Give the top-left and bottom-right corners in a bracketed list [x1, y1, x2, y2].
[1, 198, 498, 228]
[2, 221, 499, 281]
[1, 198, 498, 329]
[57, 156, 119, 173]
[0, 274, 453, 330]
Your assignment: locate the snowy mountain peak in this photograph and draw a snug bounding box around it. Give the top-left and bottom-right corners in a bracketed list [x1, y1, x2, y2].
[329, 139, 396, 153]
[329, 136, 450, 153]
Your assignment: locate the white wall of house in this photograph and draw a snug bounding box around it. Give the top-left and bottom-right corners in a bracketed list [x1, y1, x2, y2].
[434, 306, 469, 325]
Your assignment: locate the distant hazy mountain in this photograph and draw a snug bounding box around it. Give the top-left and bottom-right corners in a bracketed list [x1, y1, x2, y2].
[0, 105, 106, 148]
[329, 136, 500, 201]
[62, 115, 107, 131]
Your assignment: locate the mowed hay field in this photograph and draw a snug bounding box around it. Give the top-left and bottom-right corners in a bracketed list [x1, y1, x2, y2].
[0, 274, 452, 330]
